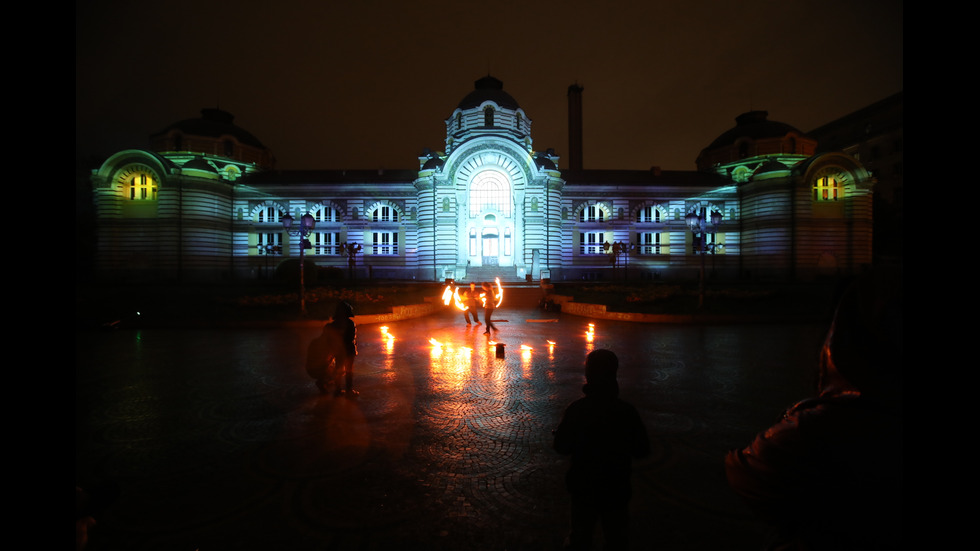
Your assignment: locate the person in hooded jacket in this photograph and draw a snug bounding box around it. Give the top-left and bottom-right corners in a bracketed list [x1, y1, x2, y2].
[553, 349, 651, 550]
[725, 268, 903, 550]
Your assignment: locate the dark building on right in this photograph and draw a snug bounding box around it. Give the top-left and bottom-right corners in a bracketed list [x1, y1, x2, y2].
[808, 92, 903, 263]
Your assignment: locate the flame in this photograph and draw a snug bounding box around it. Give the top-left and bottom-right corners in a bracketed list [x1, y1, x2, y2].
[520, 344, 533, 351]
[442, 284, 471, 311]
[476, 277, 504, 309]
[429, 338, 442, 347]
[585, 323, 595, 343]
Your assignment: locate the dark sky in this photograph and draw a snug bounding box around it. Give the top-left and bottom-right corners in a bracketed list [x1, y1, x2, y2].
[76, 0, 903, 172]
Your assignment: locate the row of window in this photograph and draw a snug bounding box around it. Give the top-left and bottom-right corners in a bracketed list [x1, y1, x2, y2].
[254, 205, 399, 223]
[256, 231, 399, 256]
[579, 232, 724, 255]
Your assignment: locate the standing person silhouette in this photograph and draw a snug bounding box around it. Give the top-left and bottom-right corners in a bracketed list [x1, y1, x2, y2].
[329, 301, 358, 397]
[481, 281, 498, 335]
[305, 322, 343, 394]
[553, 349, 650, 550]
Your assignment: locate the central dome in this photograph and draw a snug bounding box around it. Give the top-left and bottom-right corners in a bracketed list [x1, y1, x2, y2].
[457, 76, 520, 110]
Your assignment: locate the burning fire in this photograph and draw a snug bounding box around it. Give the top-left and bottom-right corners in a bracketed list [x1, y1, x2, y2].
[442, 277, 504, 311]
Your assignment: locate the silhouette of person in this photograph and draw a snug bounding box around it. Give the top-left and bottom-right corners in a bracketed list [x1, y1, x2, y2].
[481, 281, 498, 335]
[461, 285, 480, 325]
[306, 321, 344, 394]
[553, 349, 651, 550]
[330, 301, 358, 397]
[466, 282, 481, 325]
[725, 268, 903, 550]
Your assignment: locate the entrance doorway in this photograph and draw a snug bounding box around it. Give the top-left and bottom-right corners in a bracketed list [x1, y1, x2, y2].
[482, 227, 499, 266]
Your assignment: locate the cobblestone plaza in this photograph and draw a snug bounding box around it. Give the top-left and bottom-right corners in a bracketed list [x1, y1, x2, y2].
[76, 304, 825, 550]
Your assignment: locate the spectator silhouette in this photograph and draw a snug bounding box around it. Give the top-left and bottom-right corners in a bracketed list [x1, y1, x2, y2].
[725, 268, 903, 550]
[554, 349, 651, 550]
[305, 322, 343, 394]
[305, 301, 358, 396]
[331, 301, 358, 397]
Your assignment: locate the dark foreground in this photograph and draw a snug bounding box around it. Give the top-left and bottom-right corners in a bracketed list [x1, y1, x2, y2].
[76, 303, 825, 550]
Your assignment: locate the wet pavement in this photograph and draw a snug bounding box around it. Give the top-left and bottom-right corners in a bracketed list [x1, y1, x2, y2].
[76, 301, 826, 551]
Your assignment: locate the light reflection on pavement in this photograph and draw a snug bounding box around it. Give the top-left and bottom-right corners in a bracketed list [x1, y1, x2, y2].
[76, 307, 824, 550]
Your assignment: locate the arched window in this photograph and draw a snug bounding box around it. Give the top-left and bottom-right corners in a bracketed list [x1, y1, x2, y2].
[470, 170, 511, 217]
[813, 176, 842, 201]
[314, 205, 339, 223]
[484, 106, 495, 127]
[127, 172, 157, 201]
[579, 204, 607, 222]
[372, 205, 399, 222]
[636, 205, 664, 223]
[256, 206, 281, 223]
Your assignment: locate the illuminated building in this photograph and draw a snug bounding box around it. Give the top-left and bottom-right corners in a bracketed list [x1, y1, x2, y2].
[89, 76, 875, 283]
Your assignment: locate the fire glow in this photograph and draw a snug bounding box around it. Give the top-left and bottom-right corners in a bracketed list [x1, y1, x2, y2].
[442, 277, 503, 311]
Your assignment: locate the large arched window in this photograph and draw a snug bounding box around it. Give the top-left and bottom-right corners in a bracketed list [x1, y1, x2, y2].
[314, 204, 340, 223]
[470, 170, 511, 217]
[636, 205, 665, 223]
[256, 206, 282, 223]
[115, 165, 158, 201]
[579, 203, 608, 222]
[813, 175, 842, 201]
[372, 205, 399, 222]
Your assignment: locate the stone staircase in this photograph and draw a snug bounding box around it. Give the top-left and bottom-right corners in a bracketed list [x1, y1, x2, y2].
[456, 265, 524, 284]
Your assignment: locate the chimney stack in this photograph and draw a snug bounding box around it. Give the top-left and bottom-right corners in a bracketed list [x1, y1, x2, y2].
[567, 84, 584, 170]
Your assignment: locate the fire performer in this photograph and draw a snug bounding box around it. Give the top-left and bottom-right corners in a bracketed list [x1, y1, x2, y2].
[462, 282, 481, 325]
[481, 281, 498, 335]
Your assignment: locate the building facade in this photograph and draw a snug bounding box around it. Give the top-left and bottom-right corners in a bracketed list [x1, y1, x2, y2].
[89, 76, 875, 283]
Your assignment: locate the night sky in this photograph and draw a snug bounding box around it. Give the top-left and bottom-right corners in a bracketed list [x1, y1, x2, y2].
[75, 0, 903, 172]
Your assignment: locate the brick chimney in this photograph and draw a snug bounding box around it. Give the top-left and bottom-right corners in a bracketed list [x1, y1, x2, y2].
[567, 84, 584, 170]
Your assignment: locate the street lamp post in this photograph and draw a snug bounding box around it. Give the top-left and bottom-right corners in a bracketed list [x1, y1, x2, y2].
[686, 208, 722, 308]
[282, 212, 316, 315]
[602, 240, 635, 281]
